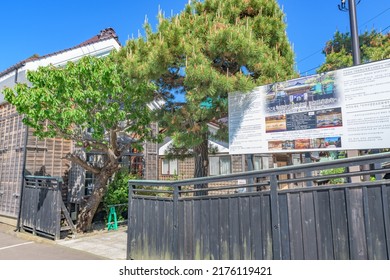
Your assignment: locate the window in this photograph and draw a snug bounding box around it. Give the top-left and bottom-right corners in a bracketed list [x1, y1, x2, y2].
[84, 171, 95, 196]
[209, 156, 231, 176]
[162, 159, 178, 175]
[84, 153, 97, 195]
[253, 156, 269, 170]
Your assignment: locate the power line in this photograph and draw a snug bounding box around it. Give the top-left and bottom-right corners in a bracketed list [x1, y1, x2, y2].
[298, 4, 390, 73]
[297, 49, 323, 63]
[300, 65, 322, 76]
[361, 7, 390, 26]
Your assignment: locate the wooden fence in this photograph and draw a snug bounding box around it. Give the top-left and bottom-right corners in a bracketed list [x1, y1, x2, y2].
[19, 176, 75, 240]
[127, 152, 390, 260]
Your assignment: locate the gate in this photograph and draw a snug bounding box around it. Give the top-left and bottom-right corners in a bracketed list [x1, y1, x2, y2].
[127, 152, 390, 260]
[19, 176, 75, 240]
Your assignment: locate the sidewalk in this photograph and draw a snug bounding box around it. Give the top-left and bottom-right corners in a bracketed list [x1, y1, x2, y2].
[56, 226, 128, 260]
[0, 222, 127, 260]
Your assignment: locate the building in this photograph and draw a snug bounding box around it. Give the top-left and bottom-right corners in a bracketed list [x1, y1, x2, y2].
[157, 121, 275, 188]
[0, 28, 123, 225]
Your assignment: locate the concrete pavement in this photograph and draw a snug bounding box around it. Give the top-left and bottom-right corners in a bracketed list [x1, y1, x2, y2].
[0, 222, 127, 260]
[56, 226, 127, 260]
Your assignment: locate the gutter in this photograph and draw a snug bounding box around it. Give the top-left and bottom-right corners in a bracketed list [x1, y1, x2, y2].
[0, 61, 25, 80]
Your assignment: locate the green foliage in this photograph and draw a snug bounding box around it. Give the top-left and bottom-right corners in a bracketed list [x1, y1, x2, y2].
[121, 0, 297, 177]
[317, 49, 353, 73]
[104, 170, 136, 206]
[4, 51, 161, 232]
[4, 54, 157, 152]
[320, 167, 346, 184]
[362, 32, 390, 61]
[318, 30, 390, 72]
[103, 170, 139, 222]
[134, 186, 174, 198]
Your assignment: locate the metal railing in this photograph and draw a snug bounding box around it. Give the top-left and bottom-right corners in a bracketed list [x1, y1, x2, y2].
[128, 152, 390, 198]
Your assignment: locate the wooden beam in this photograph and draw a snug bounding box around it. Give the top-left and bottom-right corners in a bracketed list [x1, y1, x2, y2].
[61, 200, 77, 235]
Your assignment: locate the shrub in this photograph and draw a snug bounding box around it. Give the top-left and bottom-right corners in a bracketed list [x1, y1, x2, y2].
[320, 167, 346, 184]
[103, 169, 139, 221]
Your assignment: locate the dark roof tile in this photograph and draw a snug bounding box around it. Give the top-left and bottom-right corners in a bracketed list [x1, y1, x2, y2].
[0, 27, 120, 78]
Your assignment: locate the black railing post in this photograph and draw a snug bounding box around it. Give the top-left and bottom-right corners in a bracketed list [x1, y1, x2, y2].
[55, 179, 62, 240]
[172, 185, 179, 259]
[126, 184, 134, 260]
[304, 152, 313, 187]
[32, 178, 38, 236]
[270, 174, 282, 259]
[380, 184, 390, 259]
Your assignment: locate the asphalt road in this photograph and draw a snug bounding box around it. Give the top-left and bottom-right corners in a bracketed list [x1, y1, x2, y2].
[0, 228, 107, 260]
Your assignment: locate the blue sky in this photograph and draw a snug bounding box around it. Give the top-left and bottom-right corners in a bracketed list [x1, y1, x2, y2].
[0, 0, 389, 76]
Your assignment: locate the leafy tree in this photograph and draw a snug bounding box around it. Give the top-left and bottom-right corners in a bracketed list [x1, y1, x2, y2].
[4, 54, 157, 232]
[121, 0, 296, 185]
[318, 30, 390, 72]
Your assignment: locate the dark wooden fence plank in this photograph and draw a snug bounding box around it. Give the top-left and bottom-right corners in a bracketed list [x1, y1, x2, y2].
[365, 186, 387, 259]
[200, 199, 210, 259]
[177, 201, 185, 260]
[239, 196, 251, 260]
[148, 200, 158, 259]
[316, 190, 334, 259]
[127, 198, 136, 259]
[261, 194, 272, 259]
[192, 199, 202, 259]
[136, 199, 143, 259]
[287, 192, 304, 259]
[137, 199, 148, 259]
[155, 200, 163, 258]
[21, 187, 36, 229]
[300, 191, 318, 259]
[219, 198, 230, 259]
[363, 186, 373, 260]
[144, 200, 152, 258]
[330, 189, 349, 259]
[209, 198, 219, 260]
[382, 185, 390, 259]
[165, 200, 174, 260]
[184, 200, 194, 260]
[229, 197, 240, 259]
[278, 193, 291, 260]
[346, 188, 368, 259]
[250, 195, 263, 259]
[270, 175, 281, 259]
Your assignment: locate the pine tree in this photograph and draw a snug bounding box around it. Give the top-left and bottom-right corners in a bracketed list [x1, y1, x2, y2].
[318, 30, 390, 73]
[121, 0, 296, 185]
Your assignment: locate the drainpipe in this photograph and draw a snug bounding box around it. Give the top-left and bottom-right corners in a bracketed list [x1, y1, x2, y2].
[15, 66, 29, 231]
[16, 124, 28, 231]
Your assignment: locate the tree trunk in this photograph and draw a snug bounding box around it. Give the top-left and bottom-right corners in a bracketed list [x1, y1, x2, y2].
[76, 167, 118, 232]
[193, 133, 209, 196]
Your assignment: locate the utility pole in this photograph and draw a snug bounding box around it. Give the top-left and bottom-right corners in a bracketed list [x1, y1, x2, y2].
[339, 0, 364, 182]
[339, 0, 361, 65]
[348, 0, 361, 65]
